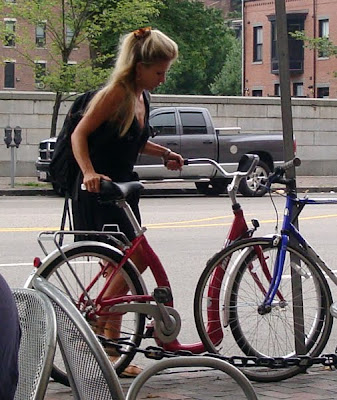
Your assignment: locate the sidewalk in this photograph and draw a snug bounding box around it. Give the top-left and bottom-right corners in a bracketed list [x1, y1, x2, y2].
[45, 364, 337, 400]
[1, 175, 337, 195]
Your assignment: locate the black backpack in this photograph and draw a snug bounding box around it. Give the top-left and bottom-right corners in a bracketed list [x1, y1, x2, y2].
[49, 90, 97, 193]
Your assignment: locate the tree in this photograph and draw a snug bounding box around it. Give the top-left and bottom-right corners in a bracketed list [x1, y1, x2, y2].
[291, 31, 337, 60]
[209, 36, 242, 96]
[0, 0, 161, 136]
[146, 0, 237, 94]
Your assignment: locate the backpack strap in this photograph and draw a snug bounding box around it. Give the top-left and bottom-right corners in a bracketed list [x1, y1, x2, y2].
[59, 192, 73, 245]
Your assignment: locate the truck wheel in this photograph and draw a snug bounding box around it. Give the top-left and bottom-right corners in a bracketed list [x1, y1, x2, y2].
[195, 182, 210, 195]
[210, 178, 229, 195]
[195, 179, 228, 196]
[239, 160, 270, 197]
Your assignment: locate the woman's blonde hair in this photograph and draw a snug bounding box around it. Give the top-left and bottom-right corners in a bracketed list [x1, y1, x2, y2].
[86, 28, 178, 136]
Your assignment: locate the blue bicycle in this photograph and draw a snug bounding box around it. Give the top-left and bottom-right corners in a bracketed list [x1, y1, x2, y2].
[194, 158, 334, 382]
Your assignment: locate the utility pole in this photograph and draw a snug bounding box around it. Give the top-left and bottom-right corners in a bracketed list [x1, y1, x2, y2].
[275, 0, 305, 355]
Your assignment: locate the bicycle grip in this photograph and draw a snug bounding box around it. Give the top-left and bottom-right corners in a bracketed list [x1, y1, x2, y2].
[282, 157, 301, 170]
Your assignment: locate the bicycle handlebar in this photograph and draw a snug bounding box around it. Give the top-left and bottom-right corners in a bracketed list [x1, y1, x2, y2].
[184, 154, 260, 180]
[264, 157, 301, 188]
[280, 157, 301, 171]
[80, 155, 260, 203]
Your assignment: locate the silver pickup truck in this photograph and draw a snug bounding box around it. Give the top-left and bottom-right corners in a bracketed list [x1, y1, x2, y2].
[36, 106, 284, 196]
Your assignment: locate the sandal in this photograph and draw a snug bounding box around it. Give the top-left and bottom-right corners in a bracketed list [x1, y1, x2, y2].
[108, 356, 142, 378]
[119, 364, 143, 378]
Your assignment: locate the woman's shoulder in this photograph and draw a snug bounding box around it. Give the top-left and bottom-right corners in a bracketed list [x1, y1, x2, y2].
[90, 85, 126, 118]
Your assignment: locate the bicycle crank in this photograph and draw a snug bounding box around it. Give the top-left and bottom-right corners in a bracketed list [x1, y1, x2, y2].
[109, 303, 181, 343]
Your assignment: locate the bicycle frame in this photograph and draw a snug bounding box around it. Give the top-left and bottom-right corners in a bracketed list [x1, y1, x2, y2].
[29, 156, 261, 354]
[86, 189, 255, 353]
[262, 190, 337, 309]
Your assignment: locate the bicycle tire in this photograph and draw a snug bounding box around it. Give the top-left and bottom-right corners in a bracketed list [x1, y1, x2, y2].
[32, 242, 146, 386]
[194, 237, 333, 382]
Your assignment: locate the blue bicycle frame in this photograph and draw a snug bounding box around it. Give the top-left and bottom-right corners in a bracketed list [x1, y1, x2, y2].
[261, 184, 337, 310]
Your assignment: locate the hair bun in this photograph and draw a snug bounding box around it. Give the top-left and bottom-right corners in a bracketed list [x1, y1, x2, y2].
[133, 27, 152, 40]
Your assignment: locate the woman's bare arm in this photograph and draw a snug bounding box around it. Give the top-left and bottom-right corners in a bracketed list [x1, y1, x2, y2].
[142, 141, 184, 170]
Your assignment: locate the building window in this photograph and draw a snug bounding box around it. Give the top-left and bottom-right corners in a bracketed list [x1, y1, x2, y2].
[318, 19, 329, 58]
[270, 13, 306, 74]
[4, 20, 16, 47]
[253, 26, 263, 62]
[36, 23, 46, 48]
[293, 82, 304, 97]
[274, 83, 280, 96]
[252, 89, 263, 97]
[35, 62, 46, 89]
[4, 62, 15, 88]
[67, 61, 77, 81]
[65, 26, 74, 46]
[317, 87, 329, 98]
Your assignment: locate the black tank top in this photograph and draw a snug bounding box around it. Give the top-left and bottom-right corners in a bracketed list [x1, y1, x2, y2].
[87, 91, 151, 182]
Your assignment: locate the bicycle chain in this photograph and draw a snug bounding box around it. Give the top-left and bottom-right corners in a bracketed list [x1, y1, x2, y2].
[97, 336, 337, 369]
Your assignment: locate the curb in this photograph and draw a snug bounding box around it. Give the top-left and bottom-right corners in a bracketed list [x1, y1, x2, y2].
[0, 186, 335, 197]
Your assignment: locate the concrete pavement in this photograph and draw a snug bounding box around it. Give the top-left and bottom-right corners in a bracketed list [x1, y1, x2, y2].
[44, 364, 337, 400]
[3, 175, 337, 399]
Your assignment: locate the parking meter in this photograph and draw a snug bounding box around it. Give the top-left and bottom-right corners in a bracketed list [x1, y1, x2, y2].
[4, 126, 12, 148]
[14, 126, 22, 147]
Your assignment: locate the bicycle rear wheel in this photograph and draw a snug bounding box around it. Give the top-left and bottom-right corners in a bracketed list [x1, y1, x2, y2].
[194, 237, 333, 382]
[33, 242, 146, 385]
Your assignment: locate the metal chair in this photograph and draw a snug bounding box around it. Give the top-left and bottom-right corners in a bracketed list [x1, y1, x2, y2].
[12, 288, 57, 400]
[33, 276, 257, 400]
[33, 276, 125, 400]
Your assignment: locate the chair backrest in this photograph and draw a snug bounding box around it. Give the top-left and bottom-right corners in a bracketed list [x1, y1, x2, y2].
[33, 276, 125, 400]
[12, 288, 57, 400]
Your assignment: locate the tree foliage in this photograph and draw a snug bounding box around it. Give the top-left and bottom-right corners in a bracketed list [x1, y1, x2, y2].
[146, 0, 238, 95]
[291, 31, 337, 57]
[1, 0, 243, 135]
[0, 0, 161, 136]
[209, 37, 242, 96]
[291, 31, 337, 78]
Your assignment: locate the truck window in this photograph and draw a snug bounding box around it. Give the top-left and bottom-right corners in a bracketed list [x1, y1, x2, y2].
[180, 112, 208, 135]
[150, 112, 176, 136]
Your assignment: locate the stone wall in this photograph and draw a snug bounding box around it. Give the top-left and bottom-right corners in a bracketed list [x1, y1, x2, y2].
[1, 90, 337, 177]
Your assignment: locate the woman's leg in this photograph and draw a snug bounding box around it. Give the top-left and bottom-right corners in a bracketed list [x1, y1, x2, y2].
[97, 244, 148, 339]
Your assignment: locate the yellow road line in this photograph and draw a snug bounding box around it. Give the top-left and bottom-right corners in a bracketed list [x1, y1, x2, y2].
[1, 213, 337, 232]
[146, 214, 251, 227]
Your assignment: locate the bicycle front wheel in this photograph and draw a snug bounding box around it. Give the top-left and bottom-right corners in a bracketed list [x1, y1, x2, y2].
[194, 237, 333, 382]
[33, 242, 146, 385]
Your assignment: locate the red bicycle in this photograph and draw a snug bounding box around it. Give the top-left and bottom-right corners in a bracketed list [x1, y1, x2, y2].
[25, 155, 260, 385]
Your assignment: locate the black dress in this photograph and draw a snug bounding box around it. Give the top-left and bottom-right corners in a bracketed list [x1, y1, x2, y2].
[71, 91, 151, 241]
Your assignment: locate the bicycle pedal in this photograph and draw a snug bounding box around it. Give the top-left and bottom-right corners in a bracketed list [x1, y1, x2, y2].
[153, 287, 173, 303]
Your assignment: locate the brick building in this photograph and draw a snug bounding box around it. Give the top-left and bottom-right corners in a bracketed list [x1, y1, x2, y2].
[202, 0, 236, 15]
[243, 0, 337, 98]
[1, 2, 90, 91]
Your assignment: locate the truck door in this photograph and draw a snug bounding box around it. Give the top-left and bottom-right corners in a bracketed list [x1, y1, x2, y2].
[135, 109, 181, 179]
[179, 110, 217, 179]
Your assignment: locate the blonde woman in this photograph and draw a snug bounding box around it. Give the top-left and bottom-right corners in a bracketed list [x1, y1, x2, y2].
[71, 28, 183, 376]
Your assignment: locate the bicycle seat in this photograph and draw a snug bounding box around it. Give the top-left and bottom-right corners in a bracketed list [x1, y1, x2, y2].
[100, 180, 144, 201]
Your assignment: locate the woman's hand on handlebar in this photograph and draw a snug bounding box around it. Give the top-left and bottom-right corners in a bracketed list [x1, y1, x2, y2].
[165, 151, 184, 171]
[82, 172, 111, 193]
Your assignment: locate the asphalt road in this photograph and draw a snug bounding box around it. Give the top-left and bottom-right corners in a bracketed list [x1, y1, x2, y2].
[1, 193, 337, 353]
